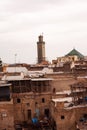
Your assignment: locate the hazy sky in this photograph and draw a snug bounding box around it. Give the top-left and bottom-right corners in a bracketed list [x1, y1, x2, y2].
[0, 0, 87, 64]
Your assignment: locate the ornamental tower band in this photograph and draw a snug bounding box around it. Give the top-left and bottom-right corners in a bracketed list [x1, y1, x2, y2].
[37, 35, 46, 64]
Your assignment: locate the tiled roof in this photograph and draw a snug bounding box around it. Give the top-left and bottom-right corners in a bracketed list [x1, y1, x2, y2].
[65, 49, 84, 59]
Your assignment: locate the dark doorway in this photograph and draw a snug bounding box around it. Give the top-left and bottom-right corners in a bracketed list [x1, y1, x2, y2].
[44, 109, 50, 117]
[53, 88, 56, 93]
[27, 109, 31, 120]
[17, 98, 21, 103]
[84, 114, 87, 118]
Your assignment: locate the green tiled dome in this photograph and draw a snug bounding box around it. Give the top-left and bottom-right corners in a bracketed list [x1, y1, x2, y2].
[65, 49, 84, 59]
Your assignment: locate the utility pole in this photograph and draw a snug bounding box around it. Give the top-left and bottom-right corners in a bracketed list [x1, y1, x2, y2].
[15, 54, 17, 73]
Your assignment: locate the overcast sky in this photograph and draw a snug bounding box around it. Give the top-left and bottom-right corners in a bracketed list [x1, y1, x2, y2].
[0, 0, 87, 64]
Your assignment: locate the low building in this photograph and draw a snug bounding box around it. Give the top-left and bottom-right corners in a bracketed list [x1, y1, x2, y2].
[0, 82, 14, 130]
[50, 79, 87, 130]
[7, 77, 53, 127]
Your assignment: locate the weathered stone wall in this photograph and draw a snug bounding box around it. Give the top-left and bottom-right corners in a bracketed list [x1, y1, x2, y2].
[56, 109, 76, 130]
[35, 93, 51, 116]
[51, 104, 87, 130]
[47, 73, 77, 91]
[0, 100, 14, 130]
[13, 94, 35, 123]
[13, 92, 51, 123]
[75, 106, 87, 121]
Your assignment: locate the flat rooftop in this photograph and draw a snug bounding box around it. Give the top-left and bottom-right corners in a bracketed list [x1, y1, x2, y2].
[52, 97, 72, 103]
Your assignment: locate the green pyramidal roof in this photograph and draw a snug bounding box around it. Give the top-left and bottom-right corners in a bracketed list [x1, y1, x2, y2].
[65, 48, 84, 59]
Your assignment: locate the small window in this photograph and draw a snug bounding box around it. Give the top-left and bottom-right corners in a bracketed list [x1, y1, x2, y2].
[42, 98, 45, 103]
[35, 102, 38, 107]
[35, 102, 38, 105]
[53, 88, 56, 93]
[27, 109, 31, 119]
[61, 115, 65, 120]
[17, 98, 21, 103]
[26, 103, 30, 106]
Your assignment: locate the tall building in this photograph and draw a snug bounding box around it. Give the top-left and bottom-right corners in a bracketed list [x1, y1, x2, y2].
[37, 35, 46, 64]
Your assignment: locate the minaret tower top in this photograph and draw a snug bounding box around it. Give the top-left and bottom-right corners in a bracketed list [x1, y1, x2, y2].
[38, 35, 43, 42]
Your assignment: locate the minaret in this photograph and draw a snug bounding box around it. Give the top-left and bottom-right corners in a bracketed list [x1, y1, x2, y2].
[37, 35, 46, 64]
